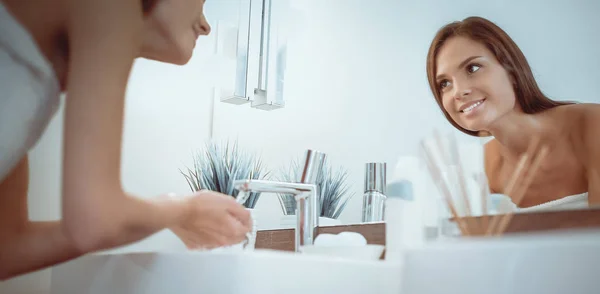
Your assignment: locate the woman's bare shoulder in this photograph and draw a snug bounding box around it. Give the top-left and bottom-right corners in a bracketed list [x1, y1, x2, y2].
[551, 103, 600, 121]
[576, 103, 600, 118]
[551, 103, 600, 163]
[554, 103, 600, 134]
[577, 104, 600, 153]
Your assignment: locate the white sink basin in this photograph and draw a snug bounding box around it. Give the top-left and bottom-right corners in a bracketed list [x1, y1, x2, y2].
[50, 249, 401, 294]
[49, 229, 600, 294]
[400, 229, 600, 294]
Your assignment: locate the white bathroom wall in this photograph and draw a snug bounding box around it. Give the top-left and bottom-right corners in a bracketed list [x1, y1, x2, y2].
[212, 0, 600, 225]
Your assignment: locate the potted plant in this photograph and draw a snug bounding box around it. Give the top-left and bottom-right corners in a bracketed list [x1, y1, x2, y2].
[180, 139, 269, 248]
[277, 157, 355, 228]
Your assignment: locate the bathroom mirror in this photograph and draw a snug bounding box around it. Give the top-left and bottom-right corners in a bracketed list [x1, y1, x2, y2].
[208, 0, 600, 230]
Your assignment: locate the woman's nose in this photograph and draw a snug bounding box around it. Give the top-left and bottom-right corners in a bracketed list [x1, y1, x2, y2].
[453, 82, 472, 100]
[199, 16, 211, 35]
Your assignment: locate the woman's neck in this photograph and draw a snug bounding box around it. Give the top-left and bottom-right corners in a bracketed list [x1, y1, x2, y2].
[486, 108, 555, 156]
[3, 0, 69, 90]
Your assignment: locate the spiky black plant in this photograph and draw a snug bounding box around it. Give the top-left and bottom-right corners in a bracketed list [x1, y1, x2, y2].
[180, 140, 269, 208]
[277, 157, 354, 219]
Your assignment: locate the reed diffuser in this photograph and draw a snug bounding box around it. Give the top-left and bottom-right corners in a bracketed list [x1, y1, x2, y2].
[277, 157, 355, 219]
[421, 131, 548, 237]
[180, 139, 270, 208]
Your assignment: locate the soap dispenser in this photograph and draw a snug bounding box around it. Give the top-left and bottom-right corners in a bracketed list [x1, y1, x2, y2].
[361, 162, 387, 223]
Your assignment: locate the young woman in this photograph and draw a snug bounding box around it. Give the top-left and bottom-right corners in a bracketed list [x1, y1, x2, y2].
[426, 16, 600, 210]
[0, 0, 251, 280]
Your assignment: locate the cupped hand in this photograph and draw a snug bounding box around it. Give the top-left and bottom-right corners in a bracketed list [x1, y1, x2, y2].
[169, 191, 252, 250]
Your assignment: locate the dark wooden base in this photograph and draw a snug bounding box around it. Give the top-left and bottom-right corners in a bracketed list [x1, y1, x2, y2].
[255, 222, 385, 252]
[457, 208, 600, 236]
[256, 209, 600, 251]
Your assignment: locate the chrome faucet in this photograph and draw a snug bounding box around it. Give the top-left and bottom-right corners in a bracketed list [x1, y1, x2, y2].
[234, 149, 326, 252]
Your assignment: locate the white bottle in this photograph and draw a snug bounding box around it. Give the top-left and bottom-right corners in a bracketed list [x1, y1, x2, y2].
[384, 179, 412, 262]
[384, 156, 427, 262]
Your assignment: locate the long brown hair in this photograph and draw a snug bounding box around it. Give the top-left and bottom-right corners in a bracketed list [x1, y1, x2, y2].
[426, 16, 573, 137]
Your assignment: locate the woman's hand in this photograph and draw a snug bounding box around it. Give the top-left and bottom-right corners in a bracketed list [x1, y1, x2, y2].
[169, 191, 252, 250]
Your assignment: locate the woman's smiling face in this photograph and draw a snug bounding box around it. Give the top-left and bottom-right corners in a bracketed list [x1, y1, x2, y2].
[435, 36, 518, 133]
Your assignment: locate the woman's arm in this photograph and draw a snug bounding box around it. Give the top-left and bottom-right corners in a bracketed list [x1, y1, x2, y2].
[0, 156, 80, 280]
[60, 0, 190, 252]
[0, 156, 190, 280]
